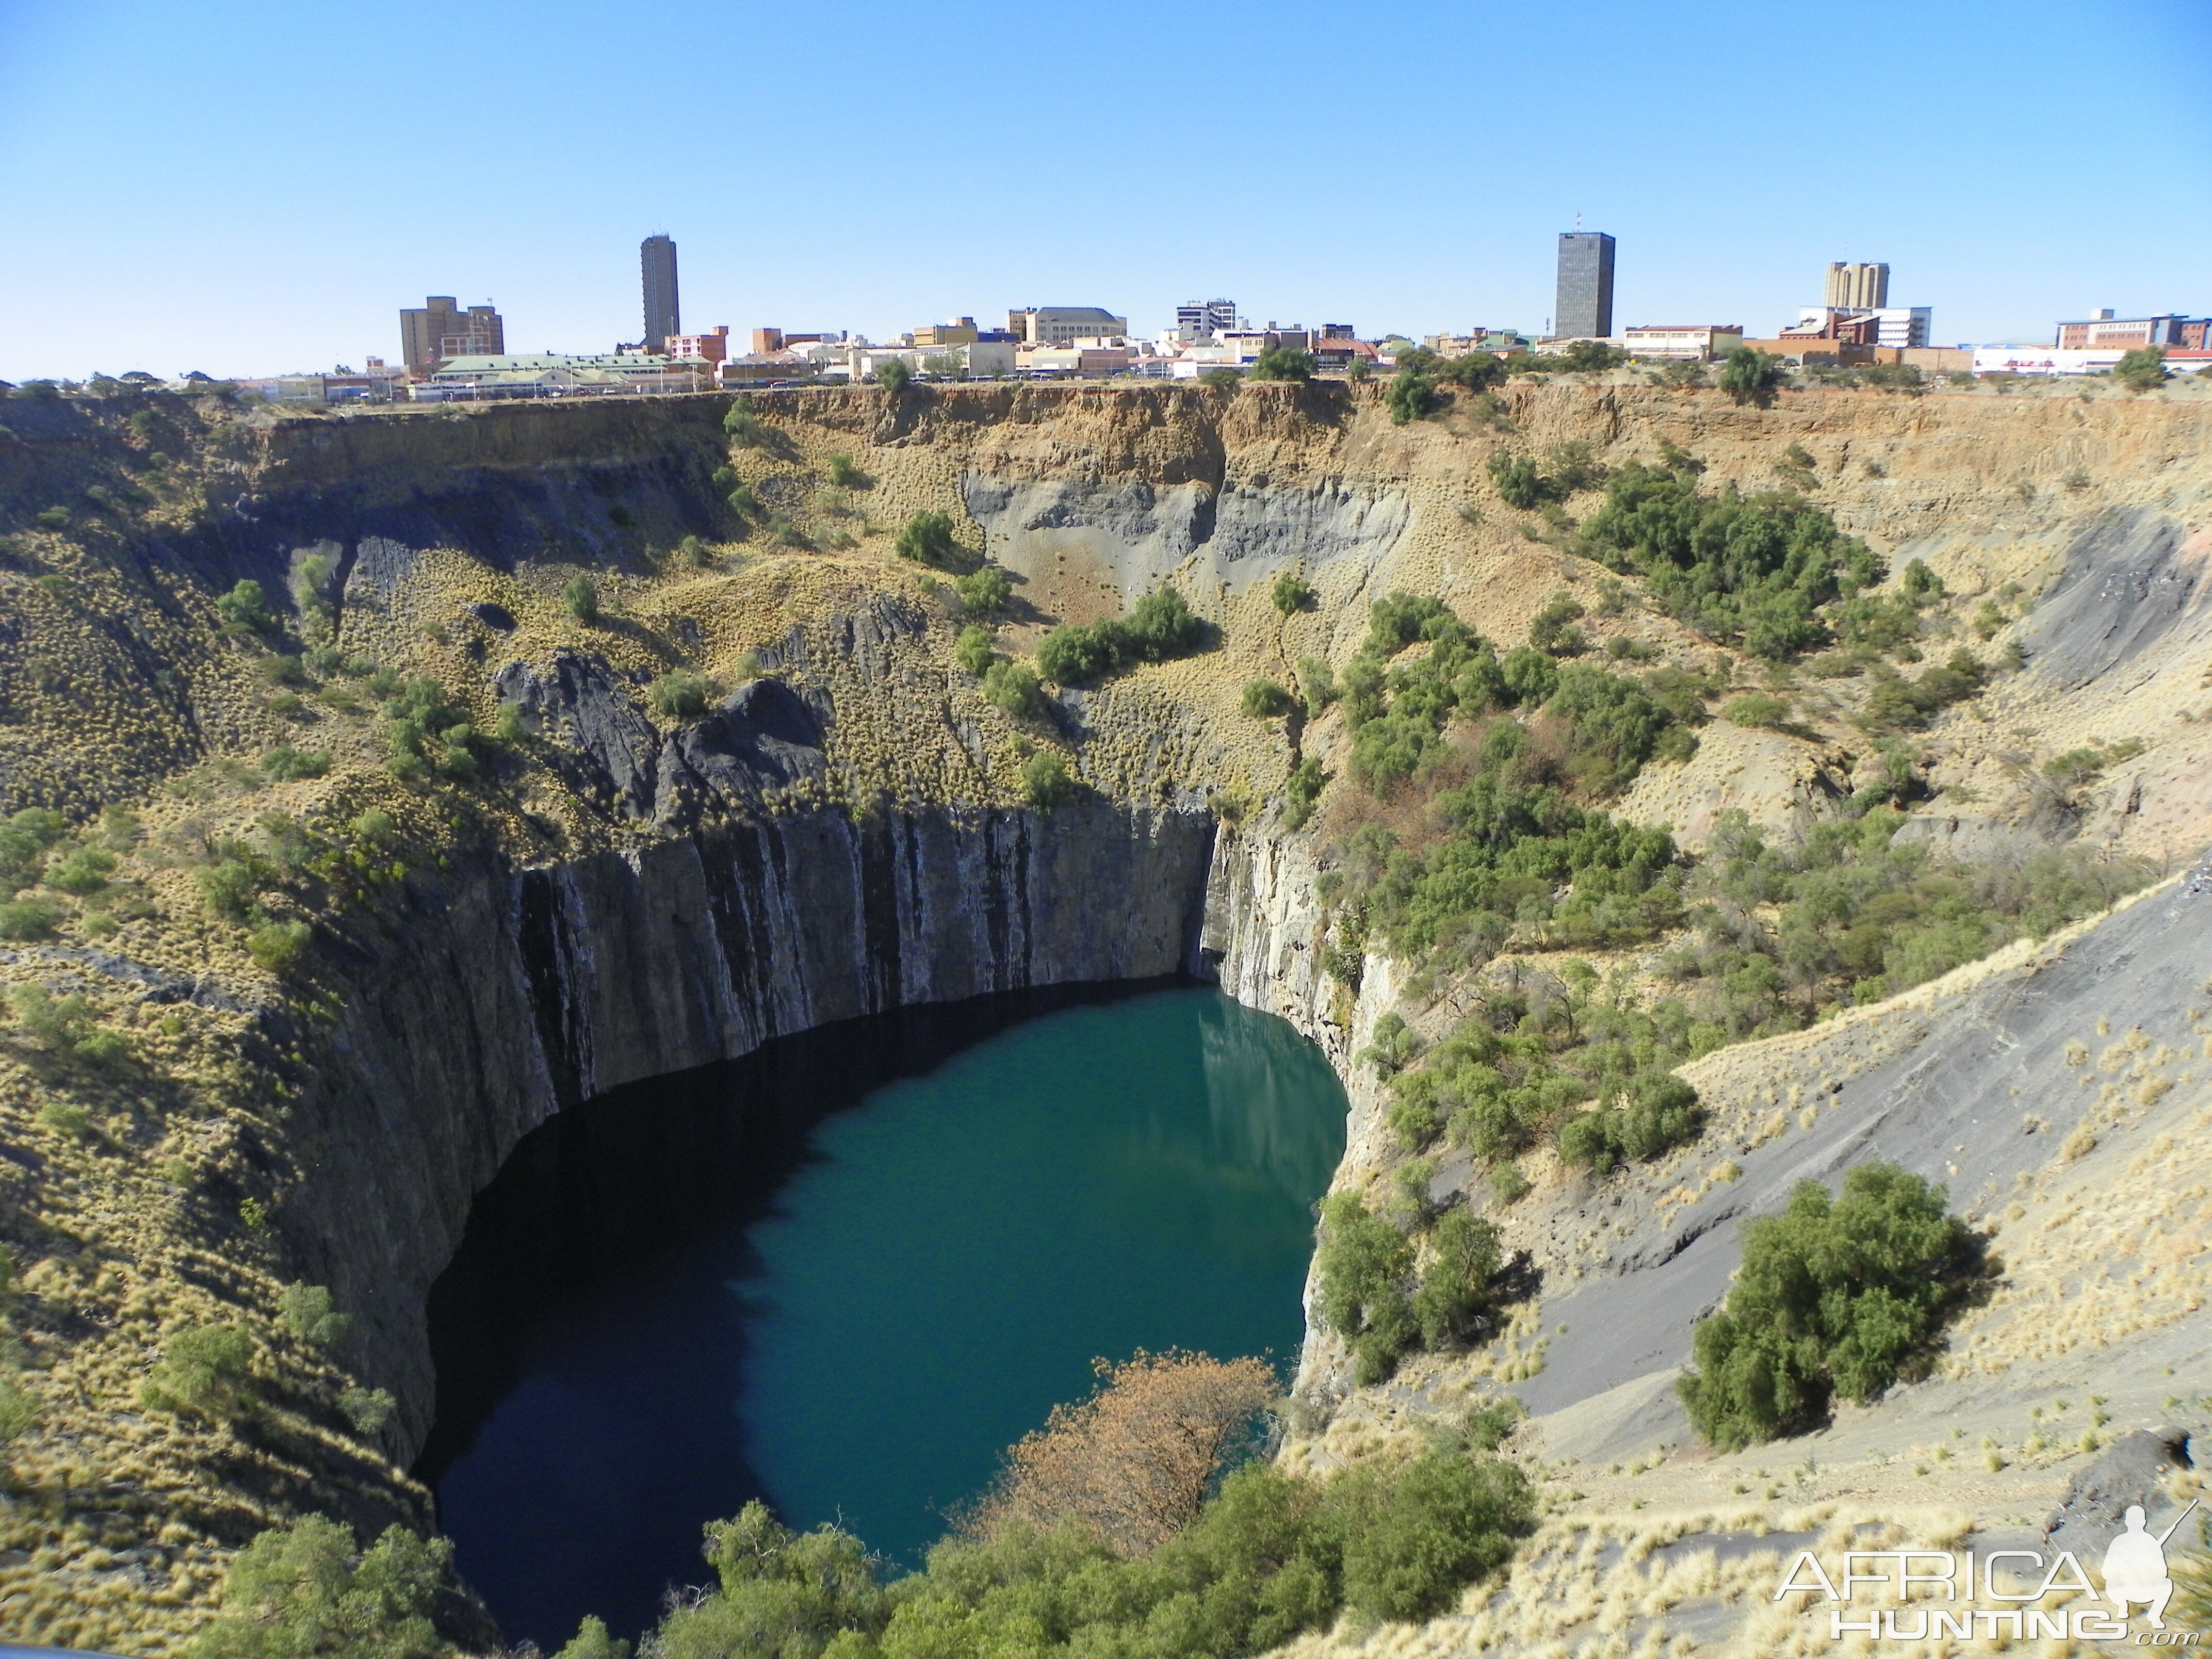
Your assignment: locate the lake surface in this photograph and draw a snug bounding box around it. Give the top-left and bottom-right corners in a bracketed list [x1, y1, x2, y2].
[421, 984, 1347, 1648]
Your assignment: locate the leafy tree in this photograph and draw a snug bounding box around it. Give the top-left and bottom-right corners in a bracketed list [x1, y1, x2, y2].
[648, 669, 712, 719]
[217, 579, 278, 633]
[1249, 346, 1314, 382]
[1327, 1452, 1534, 1623]
[895, 510, 961, 567]
[1283, 757, 1328, 828]
[723, 398, 768, 446]
[660, 1503, 885, 1659]
[1240, 678, 1296, 718]
[1717, 346, 1785, 406]
[45, 845, 117, 894]
[0, 1378, 39, 1447]
[1385, 368, 1439, 424]
[264, 745, 333, 782]
[1553, 339, 1628, 373]
[1272, 572, 1315, 615]
[1314, 1193, 1417, 1384]
[2113, 346, 2169, 391]
[191, 1514, 452, 1659]
[981, 661, 1044, 717]
[1199, 366, 1243, 389]
[954, 626, 995, 676]
[279, 1284, 352, 1349]
[1527, 591, 1586, 655]
[1021, 751, 1079, 810]
[824, 452, 868, 488]
[563, 575, 599, 623]
[1487, 452, 1542, 509]
[952, 565, 1011, 617]
[341, 1387, 396, 1439]
[1034, 588, 1205, 684]
[554, 1617, 630, 1659]
[1556, 1073, 1701, 1173]
[247, 920, 312, 974]
[1439, 351, 1508, 390]
[1296, 656, 1338, 718]
[1721, 692, 1791, 729]
[1677, 1162, 1979, 1449]
[876, 359, 913, 394]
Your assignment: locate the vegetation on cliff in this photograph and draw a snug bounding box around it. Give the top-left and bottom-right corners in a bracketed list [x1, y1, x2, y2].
[1677, 1161, 1983, 1449]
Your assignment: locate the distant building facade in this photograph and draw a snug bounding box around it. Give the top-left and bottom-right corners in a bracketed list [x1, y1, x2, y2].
[399, 296, 504, 378]
[413, 352, 705, 400]
[1623, 325, 1744, 361]
[1787, 306, 1931, 350]
[2054, 311, 2210, 350]
[1008, 306, 1129, 346]
[1174, 299, 1239, 341]
[664, 326, 730, 364]
[641, 235, 680, 353]
[1555, 233, 1616, 340]
[1825, 262, 1890, 310]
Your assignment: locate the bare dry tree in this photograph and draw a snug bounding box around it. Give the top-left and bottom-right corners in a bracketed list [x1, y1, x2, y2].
[971, 1349, 1275, 1556]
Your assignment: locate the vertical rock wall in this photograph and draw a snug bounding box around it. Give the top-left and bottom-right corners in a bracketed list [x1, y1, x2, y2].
[291, 801, 1220, 1454]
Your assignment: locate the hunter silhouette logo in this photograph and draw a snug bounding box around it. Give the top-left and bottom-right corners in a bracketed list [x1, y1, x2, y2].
[2102, 1500, 2197, 1631]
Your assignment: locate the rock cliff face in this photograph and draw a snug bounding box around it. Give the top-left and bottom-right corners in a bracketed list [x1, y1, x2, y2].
[295, 801, 1226, 1455]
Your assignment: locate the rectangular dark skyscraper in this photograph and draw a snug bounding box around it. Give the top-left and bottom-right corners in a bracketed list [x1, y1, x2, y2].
[641, 234, 679, 353]
[1555, 232, 1616, 340]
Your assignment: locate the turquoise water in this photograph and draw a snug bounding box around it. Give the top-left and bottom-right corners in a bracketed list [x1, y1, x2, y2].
[429, 985, 1346, 1646]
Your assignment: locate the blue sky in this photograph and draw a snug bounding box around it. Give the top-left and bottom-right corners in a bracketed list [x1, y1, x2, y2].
[2, 0, 2206, 380]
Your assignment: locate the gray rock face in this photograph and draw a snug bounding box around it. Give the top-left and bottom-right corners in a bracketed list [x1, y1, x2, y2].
[961, 472, 1410, 596]
[494, 653, 662, 820]
[652, 678, 827, 830]
[291, 801, 1222, 1452]
[2043, 1427, 2194, 1555]
[2018, 507, 2209, 691]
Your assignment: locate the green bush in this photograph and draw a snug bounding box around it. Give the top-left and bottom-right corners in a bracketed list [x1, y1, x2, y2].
[216, 579, 277, 633]
[952, 565, 1012, 617]
[563, 574, 599, 622]
[657, 1451, 1531, 1659]
[0, 806, 67, 892]
[1527, 591, 1586, 655]
[246, 920, 311, 973]
[1580, 458, 1879, 658]
[1035, 588, 1206, 684]
[981, 661, 1044, 717]
[1296, 656, 1338, 718]
[1314, 1191, 1503, 1384]
[876, 359, 913, 394]
[38, 1100, 91, 1138]
[1249, 346, 1314, 382]
[278, 1283, 352, 1348]
[263, 745, 333, 782]
[1677, 1162, 1979, 1449]
[2113, 346, 2169, 392]
[895, 510, 961, 567]
[1200, 366, 1243, 389]
[954, 626, 995, 676]
[1385, 368, 1439, 424]
[190, 1514, 451, 1659]
[723, 398, 768, 446]
[649, 669, 712, 719]
[0, 1378, 40, 1447]
[143, 1324, 257, 1418]
[44, 846, 116, 894]
[1487, 451, 1543, 509]
[1717, 346, 1785, 405]
[341, 1386, 396, 1439]
[1282, 757, 1328, 828]
[825, 452, 868, 489]
[1020, 752, 1079, 810]
[555, 1616, 631, 1659]
[1721, 692, 1791, 729]
[1556, 1073, 1701, 1174]
[1272, 572, 1315, 614]
[1240, 677, 1296, 718]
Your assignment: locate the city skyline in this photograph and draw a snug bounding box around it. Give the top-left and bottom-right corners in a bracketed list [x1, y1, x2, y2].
[2, 0, 2208, 380]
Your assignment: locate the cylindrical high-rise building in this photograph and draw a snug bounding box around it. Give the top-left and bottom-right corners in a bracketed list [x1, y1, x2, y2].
[641, 235, 680, 354]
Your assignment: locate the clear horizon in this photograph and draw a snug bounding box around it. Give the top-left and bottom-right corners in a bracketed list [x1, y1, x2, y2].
[2, 0, 2206, 382]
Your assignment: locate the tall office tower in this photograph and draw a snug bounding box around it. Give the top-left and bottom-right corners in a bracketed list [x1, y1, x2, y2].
[1175, 298, 1238, 340]
[1825, 262, 1890, 310]
[641, 235, 680, 353]
[398, 296, 505, 378]
[1555, 232, 1616, 339]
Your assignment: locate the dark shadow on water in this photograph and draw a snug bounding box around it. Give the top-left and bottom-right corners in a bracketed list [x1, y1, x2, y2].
[414, 976, 1192, 1647]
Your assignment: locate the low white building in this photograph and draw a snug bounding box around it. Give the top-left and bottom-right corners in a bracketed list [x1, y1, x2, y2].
[1623, 325, 1744, 361]
[1970, 346, 2128, 377]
